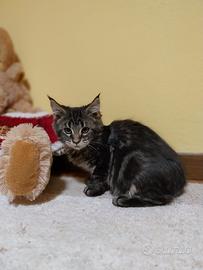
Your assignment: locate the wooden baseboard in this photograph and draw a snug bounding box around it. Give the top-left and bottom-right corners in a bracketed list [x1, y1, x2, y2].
[179, 154, 203, 181]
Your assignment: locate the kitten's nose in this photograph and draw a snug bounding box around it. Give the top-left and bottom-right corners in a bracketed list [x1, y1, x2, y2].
[72, 139, 81, 145]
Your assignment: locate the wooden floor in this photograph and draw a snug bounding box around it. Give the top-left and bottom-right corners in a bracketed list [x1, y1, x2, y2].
[189, 179, 203, 183]
[180, 154, 203, 181]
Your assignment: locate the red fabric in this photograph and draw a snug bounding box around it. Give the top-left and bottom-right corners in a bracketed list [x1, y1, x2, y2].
[0, 114, 58, 143]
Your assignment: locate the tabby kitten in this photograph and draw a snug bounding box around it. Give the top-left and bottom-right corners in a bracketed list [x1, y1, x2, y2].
[49, 95, 186, 207]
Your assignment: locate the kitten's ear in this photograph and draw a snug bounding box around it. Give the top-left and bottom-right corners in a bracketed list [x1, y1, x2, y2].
[48, 96, 66, 118]
[86, 94, 101, 118]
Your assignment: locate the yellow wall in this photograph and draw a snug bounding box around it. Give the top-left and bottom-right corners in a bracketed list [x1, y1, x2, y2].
[0, 0, 203, 152]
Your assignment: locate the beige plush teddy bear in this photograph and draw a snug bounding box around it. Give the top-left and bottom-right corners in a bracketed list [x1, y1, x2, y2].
[0, 27, 35, 113]
[0, 28, 58, 202]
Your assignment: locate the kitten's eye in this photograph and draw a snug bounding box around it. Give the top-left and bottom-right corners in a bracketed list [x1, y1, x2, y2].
[81, 127, 89, 134]
[64, 127, 72, 135]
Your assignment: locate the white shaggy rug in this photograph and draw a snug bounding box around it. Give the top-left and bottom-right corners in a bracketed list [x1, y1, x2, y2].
[0, 175, 202, 270]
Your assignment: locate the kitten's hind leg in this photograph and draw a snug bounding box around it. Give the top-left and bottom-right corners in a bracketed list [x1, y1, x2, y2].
[112, 191, 172, 207]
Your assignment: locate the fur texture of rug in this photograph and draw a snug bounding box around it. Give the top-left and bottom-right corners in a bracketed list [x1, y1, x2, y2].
[0, 176, 202, 270]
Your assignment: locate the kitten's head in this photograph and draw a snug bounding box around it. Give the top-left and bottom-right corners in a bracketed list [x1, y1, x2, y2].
[49, 94, 103, 150]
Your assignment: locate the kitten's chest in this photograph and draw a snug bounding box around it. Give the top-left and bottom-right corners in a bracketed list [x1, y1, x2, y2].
[67, 150, 95, 173]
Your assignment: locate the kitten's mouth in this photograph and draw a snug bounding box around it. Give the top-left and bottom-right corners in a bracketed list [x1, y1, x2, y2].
[73, 145, 80, 150]
[65, 142, 85, 151]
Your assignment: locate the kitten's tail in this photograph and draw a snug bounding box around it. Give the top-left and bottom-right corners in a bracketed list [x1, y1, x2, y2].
[113, 194, 173, 207]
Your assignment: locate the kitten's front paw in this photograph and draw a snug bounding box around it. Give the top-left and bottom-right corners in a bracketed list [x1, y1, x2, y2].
[83, 186, 106, 197]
